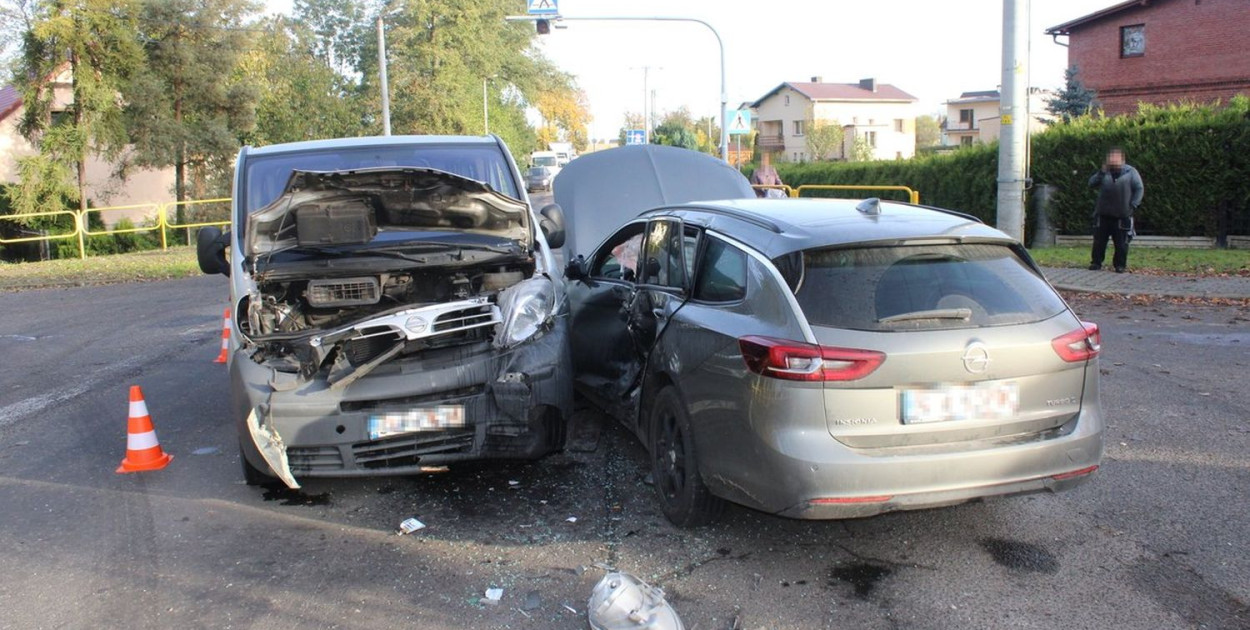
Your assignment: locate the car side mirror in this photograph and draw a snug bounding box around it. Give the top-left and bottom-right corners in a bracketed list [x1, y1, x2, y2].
[565, 255, 587, 281]
[196, 226, 231, 277]
[538, 203, 566, 249]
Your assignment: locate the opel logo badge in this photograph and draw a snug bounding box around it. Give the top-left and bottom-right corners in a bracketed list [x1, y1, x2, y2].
[962, 342, 990, 374]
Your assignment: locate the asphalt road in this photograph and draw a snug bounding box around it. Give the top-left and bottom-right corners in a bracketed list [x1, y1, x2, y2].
[0, 279, 1246, 630]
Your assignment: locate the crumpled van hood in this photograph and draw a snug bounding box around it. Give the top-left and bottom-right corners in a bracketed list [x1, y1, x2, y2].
[245, 167, 531, 258]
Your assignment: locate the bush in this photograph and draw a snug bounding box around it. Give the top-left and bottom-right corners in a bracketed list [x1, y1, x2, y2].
[753, 143, 1000, 222]
[1031, 96, 1250, 238]
[753, 96, 1250, 239]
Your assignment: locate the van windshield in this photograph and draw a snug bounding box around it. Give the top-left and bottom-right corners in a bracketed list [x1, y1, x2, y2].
[532, 156, 558, 167]
[240, 144, 519, 223]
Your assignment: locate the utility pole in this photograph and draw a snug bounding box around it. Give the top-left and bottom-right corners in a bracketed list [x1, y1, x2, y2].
[997, 0, 1027, 241]
[377, 16, 391, 136]
[643, 66, 650, 143]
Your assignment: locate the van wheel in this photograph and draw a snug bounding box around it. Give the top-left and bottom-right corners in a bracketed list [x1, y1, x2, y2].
[240, 441, 275, 486]
[649, 386, 725, 527]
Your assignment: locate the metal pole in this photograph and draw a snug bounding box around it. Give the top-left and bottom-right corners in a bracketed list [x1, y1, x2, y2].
[536, 16, 729, 162]
[643, 66, 650, 144]
[996, 0, 1027, 241]
[483, 78, 489, 134]
[377, 16, 391, 136]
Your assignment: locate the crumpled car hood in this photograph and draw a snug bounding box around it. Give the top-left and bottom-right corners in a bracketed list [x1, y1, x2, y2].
[245, 167, 531, 258]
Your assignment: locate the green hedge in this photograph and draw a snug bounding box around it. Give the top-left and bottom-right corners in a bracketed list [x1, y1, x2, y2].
[758, 96, 1250, 239]
[762, 144, 1000, 222]
[1032, 97, 1250, 237]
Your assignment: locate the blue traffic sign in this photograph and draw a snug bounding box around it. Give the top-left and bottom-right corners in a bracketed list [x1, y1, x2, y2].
[727, 109, 752, 135]
[527, 0, 558, 15]
[626, 130, 646, 145]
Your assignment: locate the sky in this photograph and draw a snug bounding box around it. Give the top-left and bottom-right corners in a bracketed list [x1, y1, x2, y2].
[265, 0, 1111, 141]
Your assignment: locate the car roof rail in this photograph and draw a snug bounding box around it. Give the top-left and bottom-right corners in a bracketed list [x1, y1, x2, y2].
[642, 204, 784, 234]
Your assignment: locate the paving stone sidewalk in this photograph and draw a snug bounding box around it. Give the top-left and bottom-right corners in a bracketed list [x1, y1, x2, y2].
[1040, 266, 1250, 299]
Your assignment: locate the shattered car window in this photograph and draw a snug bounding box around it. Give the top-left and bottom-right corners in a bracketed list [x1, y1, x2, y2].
[593, 224, 645, 282]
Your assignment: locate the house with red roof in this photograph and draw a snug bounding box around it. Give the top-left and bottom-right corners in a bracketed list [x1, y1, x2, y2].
[750, 77, 919, 162]
[1044, 0, 1250, 115]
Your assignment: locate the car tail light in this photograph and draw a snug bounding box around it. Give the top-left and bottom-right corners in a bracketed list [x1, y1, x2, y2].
[1051, 322, 1101, 362]
[739, 336, 885, 382]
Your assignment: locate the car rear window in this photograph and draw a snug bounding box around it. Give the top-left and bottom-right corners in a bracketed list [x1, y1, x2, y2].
[792, 243, 1066, 331]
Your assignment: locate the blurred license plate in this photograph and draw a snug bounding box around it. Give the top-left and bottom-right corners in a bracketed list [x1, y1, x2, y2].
[368, 406, 465, 439]
[902, 383, 1019, 424]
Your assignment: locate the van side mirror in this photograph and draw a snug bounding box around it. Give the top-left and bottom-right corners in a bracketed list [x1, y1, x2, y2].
[565, 255, 587, 281]
[196, 226, 231, 276]
[538, 203, 566, 249]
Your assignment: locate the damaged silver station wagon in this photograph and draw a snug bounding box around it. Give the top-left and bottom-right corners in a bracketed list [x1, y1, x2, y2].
[197, 136, 573, 487]
[556, 145, 1104, 526]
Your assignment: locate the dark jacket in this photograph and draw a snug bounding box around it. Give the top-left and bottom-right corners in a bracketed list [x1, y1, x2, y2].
[1089, 165, 1144, 219]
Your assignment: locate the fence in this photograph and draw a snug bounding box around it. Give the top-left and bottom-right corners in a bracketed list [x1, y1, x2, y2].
[750, 184, 921, 205]
[0, 198, 230, 259]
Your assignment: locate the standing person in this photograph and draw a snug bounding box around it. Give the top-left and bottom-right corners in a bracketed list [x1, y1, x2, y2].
[1088, 147, 1144, 272]
[751, 152, 785, 198]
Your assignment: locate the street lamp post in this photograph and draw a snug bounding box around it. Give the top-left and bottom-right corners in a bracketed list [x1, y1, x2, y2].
[506, 14, 729, 162]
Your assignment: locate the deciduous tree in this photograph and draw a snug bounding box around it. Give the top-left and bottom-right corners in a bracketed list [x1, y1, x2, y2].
[804, 118, 843, 161]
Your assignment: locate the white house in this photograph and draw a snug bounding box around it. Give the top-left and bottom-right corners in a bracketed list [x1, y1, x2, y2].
[942, 89, 1055, 146]
[751, 77, 920, 162]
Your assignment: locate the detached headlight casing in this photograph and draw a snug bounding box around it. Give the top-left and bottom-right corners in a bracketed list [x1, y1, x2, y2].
[497, 278, 555, 348]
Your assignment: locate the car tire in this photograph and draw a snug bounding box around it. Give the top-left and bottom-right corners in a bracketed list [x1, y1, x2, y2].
[649, 386, 725, 527]
[239, 441, 275, 486]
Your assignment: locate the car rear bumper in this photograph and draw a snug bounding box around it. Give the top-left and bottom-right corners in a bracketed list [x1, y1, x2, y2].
[703, 405, 1104, 520]
[231, 319, 572, 478]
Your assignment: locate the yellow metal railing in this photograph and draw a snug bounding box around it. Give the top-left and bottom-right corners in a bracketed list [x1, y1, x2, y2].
[794, 184, 920, 205]
[751, 184, 921, 204]
[0, 199, 231, 259]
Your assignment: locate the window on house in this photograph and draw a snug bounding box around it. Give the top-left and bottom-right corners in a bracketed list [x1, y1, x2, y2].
[793, 120, 804, 136]
[1121, 24, 1145, 57]
[894, 119, 905, 133]
[785, 95, 790, 106]
[866, 131, 877, 148]
[961, 136, 974, 147]
[959, 108, 975, 124]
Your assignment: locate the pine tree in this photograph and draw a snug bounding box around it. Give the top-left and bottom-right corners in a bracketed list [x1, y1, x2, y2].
[1046, 65, 1099, 124]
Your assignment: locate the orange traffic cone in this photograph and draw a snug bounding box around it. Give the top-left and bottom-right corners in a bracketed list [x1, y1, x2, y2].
[213, 307, 231, 364]
[116, 385, 173, 473]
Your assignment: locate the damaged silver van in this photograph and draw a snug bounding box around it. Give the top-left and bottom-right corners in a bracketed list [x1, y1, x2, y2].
[197, 135, 573, 487]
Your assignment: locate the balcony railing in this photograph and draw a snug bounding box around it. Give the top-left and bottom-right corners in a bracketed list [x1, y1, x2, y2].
[757, 134, 785, 150]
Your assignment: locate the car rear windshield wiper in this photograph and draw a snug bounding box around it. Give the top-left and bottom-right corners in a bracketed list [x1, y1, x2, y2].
[878, 308, 972, 323]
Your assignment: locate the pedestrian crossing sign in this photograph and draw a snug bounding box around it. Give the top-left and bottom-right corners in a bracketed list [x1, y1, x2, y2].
[728, 109, 751, 135]
[527, 0, 558, 15]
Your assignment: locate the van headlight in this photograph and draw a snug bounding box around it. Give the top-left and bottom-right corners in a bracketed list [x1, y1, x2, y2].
[497, 278, 555, 347]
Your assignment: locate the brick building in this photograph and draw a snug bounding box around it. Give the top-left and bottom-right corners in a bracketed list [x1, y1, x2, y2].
[1045, 0, 1250, 115]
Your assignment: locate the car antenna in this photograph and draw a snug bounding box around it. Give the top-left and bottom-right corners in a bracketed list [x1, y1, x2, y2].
[856, 198, 881, 215]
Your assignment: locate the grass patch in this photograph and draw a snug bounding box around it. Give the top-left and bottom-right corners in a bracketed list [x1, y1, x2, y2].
[1028, 246, 1250, 276]
[0, 247, 202, 291]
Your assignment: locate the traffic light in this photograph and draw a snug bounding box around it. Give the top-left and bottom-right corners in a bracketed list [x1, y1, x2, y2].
[536, 19, 550, 34]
